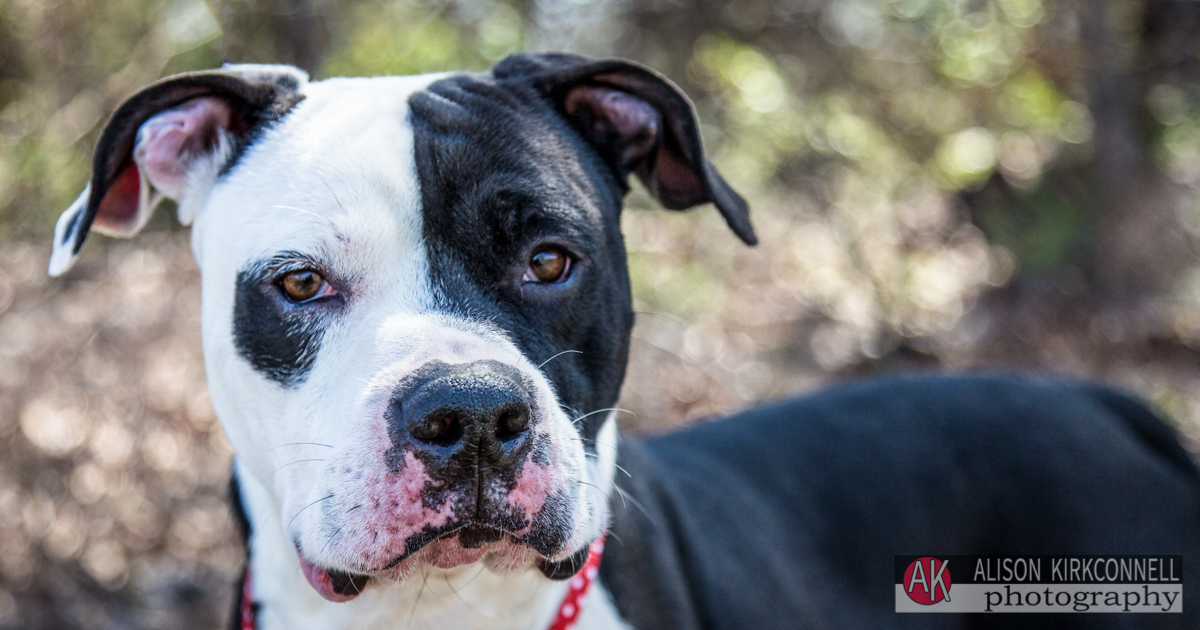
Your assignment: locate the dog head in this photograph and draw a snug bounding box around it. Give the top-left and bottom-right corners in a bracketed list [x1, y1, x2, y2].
[49, 54, 753, 601]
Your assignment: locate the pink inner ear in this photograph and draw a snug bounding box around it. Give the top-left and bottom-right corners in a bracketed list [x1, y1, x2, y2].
[93, 164, 142, 232]
[93, 97, 235, 234]
[564, 86, 659, 172]
[564, 85, 705, 206]
[134, 97, 234, 200]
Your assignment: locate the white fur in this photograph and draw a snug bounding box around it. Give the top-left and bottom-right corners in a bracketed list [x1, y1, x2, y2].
[239, 449, 628, 630]
[49, 68, 628, 629]
[48, 186, 89, 276]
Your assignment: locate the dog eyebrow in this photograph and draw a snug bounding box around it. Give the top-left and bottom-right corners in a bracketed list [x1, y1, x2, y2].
[244, 251, 339, 279]
[268, 204, 341, 228]
[316, 172, 348, 214]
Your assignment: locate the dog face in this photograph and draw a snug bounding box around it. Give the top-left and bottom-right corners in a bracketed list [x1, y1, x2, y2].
[49, 54, 753, 601]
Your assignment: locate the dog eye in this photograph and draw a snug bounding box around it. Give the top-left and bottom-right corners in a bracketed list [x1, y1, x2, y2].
[278, 270, 330, 302]
[523, 247, 571, 283]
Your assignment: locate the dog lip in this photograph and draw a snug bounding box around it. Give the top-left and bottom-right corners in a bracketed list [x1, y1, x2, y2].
[537, 542, 592, 581]
[296, 549, 370, 602]
[379, 521, 472, 569]
[378, 521, 539, 570]
[454, 523, 506, 549]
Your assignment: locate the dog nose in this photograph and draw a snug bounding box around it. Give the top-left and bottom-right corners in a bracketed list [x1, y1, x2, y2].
[387, 360, 533, 456]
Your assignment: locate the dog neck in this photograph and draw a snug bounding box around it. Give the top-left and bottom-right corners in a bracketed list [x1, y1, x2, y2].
[233, 417, 629, 630]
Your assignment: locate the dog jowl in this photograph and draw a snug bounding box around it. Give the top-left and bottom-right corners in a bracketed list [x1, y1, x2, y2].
[48, 55, 752, 627]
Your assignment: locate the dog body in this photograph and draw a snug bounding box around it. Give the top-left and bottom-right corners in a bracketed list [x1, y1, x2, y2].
[603, 376, 1200, 629]
[48, 54, 1200, 630]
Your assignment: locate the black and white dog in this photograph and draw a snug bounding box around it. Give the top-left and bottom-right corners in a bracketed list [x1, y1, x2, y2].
[48, 54, 1200, 629]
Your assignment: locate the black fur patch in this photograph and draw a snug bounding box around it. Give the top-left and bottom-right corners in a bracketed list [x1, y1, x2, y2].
[458, 524, 505, 548]
[523, 489, 576, 557]
[228, 472, 253, 630]
[231, 256, 340, 387]
[409, 71, 635, 448]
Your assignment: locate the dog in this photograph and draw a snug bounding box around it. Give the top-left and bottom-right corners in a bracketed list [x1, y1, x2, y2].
[48, 53, 1200, 629]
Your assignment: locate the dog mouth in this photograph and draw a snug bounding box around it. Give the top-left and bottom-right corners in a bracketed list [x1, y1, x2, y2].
[297, 527, 496, 603]
[297, 553, 371, 603]
[296, 523, 583, 602]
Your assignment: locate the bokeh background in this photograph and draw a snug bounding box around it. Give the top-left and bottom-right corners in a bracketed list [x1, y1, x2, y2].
[3, 0, 1200, 627]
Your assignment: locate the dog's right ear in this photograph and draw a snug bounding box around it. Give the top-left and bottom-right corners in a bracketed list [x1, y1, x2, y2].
[49, 64, 308, 277]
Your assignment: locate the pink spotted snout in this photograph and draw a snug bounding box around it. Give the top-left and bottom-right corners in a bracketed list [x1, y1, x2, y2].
[293, 359, 584, 601]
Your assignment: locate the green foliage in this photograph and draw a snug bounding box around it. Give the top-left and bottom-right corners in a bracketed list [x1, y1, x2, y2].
[322, 6, 474, 78]
[0, 0, 1196, 354]
[972, 178, 1087, 274]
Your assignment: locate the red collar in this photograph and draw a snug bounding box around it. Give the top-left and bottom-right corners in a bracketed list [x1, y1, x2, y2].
[240, 565, 255, 630]
[546, 534, 607, 630]
[240, 534, 606, 630]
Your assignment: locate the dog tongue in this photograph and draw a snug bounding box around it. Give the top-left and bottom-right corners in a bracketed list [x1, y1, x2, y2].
[297, 552, 369, 602]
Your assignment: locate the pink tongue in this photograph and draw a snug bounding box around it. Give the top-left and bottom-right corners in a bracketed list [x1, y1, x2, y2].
[297, 552, 363, 603]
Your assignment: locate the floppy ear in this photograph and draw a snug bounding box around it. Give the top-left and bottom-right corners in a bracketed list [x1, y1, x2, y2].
[48, 64, 308, 277]
[493, 53, 756, 245]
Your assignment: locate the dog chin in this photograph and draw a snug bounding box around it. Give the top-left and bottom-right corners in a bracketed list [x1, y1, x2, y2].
[296, 527, 556, 603]
[418, 530, 543, 572]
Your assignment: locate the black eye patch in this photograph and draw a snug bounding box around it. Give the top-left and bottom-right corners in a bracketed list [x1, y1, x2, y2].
[232, 257, 341, 387]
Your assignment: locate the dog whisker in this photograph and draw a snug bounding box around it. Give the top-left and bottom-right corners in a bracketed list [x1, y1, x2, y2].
[316, 173, 347, 214]
[613, 484, 660, 528]
[320, 527, 342, 556]
[633, 309, 688, 328]
[630, 334, 733, 395]
[580, 437, 620, 454]
[571, 407, 636, 425]
[406, 567, 430, 630]
[583, 451, 633, 478]
[488, 573, 516, 600]
[578, 478, 623, 509]
[537, 349, 582, 370]
[272, 459, 326, 474]
[266, 442, 334, 451]
[442, 570, 495, 620]
[458, 563, 489, 591]
[287, 494, 334, 532]
[576, 479, 609, 500]
[268, 204, 338, 228]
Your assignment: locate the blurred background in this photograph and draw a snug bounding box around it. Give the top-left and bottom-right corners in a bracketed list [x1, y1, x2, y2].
[2, 0, 1200, 627]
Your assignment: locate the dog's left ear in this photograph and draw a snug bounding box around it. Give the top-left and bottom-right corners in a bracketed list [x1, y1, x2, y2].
[494, 53, 756, 245]
[49, 64, 308, 276]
